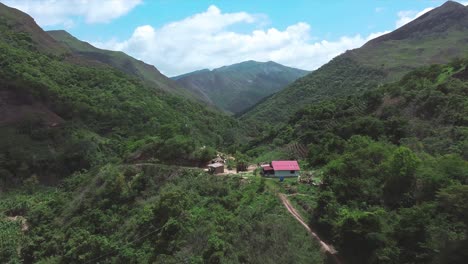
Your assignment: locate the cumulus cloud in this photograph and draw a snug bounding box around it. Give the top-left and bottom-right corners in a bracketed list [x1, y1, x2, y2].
[1, 0, 141, 27]
[395, 7, 434, 28]
[94, 5, 387, 76]
[395, 0, 468, 29]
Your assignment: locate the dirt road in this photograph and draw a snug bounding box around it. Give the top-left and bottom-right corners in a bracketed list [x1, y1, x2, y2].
[278, 193, 342, 264]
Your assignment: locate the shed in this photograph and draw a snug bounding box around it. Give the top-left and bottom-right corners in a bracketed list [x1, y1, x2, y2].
[208, 162, 224, 174]
[260, 164, 274, 176]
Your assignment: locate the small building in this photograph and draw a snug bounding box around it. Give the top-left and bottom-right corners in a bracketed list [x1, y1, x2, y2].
[208, 162, 224, 174]
[211, 156, 225, 164]
[261, 160, 300, 178]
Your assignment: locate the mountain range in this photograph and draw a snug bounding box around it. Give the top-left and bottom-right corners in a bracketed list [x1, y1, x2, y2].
[172, 61, 308, 114]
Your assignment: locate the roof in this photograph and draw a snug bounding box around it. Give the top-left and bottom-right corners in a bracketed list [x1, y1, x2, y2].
[208, 162, 224, 168]
[271, 160, 300, 171]
[262, 166, 273, 171]
[211, 157, 224, 163]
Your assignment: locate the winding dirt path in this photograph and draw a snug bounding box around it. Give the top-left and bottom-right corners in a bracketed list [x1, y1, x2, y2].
[278, 193, 342, 264]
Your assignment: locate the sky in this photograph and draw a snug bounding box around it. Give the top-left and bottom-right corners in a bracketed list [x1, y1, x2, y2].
[2, 0, 467, 76]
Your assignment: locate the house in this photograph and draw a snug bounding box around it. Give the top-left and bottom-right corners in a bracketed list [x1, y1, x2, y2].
[208, 162, 224, 174]
[261, 160, 300, 178]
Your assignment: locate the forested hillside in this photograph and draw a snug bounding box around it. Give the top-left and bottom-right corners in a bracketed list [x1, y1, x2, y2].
[0, 3, 241, 187]
[241, 1, 468, 126]
[173, 61, 308, 114]
[47, 30, 199, 99]
[0, 164, 324, 263]
[247, 58, 468, 263]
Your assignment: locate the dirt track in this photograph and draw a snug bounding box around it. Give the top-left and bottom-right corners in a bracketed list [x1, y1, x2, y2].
[278, 193, 342, 264]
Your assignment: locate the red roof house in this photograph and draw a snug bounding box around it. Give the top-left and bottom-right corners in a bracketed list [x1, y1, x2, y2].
[262, 160, 300, 177]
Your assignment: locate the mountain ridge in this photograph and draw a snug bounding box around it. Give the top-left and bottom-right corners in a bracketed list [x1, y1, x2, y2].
[0, 3, 68, 55]
[241, 1, 468, 125]
[47, 29, 200, 99]
[172, 60, 309, 114]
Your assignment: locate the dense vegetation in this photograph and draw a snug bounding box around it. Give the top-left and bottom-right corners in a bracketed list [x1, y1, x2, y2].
[0, 13, 242, 187]
[173, 61, 308, 114]
[249, 58, 468, 263]
[0, 164, 324, 263]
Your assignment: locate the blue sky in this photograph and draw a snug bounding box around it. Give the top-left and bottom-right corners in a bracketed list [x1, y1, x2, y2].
[2, 0, 467, 76]
[60, 0, 448, 42]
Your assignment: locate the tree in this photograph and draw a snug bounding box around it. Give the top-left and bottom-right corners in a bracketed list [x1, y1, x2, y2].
[383, 147, 420, 208]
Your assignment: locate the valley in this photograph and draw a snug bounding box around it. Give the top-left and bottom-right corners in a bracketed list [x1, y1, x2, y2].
[1, 1, 468, 263]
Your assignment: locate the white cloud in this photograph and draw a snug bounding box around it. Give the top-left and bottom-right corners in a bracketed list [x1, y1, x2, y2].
[1, 0, 141, 27]
[395, 7, 434, 28]
[94, 5, 387, 76]
[394, 0, 468, 29]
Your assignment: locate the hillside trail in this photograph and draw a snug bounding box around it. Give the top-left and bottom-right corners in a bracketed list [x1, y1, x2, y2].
[278, 193, 343, 264]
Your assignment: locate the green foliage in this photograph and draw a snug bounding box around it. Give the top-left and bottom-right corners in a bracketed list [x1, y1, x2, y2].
[0, 165, 325, 263]
[0, 16, 244, 185]
[383, 147, 420, 208]
[312, 137, 467, 263]
[0, 218, 23, 262]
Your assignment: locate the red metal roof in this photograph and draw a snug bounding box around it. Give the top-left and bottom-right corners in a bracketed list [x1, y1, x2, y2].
[271, 160, 300, 171]
[262, 166, 273, 171]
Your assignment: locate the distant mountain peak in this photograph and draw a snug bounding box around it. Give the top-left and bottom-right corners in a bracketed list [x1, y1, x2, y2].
[172, 61, 309, 114]
[366, 0, 468, 46]
[440, 1, 466, 8]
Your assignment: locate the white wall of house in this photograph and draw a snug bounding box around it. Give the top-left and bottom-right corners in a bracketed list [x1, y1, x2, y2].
[274, 170, 299, 177]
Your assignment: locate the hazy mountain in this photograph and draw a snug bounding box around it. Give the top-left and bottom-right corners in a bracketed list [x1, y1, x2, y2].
[241, 1, 468, 125]
[172, 60, 309, 114]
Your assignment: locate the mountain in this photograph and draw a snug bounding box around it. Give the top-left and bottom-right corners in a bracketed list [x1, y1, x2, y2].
[0, 3, 241, 186]
[172, 60, 309, 114]
[0, 3, 68, 55]
[47, 30, 198, 99]
[245, 54, 468, 264]
[241, 1, 468, 125]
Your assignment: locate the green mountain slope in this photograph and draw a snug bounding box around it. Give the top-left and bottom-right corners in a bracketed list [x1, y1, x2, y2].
[241, 1, 468, 126]
[172, 60, 309, 114]
[0, 3, 68, 55]
[247, 57, 468, 264]
[0, 3, 241, 186]
[47, 29, 198, 99]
